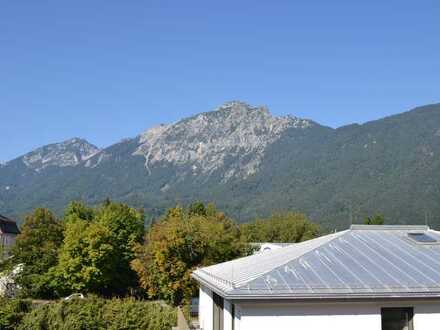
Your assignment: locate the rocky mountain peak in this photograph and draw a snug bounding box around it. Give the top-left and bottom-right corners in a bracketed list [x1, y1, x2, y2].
[214, 100, 269, 114]
[135, 102, 313, 180]
[22, 138, 100, 171]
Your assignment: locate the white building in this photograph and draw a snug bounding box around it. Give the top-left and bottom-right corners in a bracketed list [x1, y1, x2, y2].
[192, 225, 440, 330]
[250, 242, 294, 254]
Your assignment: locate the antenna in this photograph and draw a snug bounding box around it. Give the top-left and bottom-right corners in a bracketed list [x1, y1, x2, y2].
[348, 201, 353, 228]
[425, 210, 430, 228]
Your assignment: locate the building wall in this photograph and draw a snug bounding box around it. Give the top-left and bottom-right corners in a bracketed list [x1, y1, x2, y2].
[0, 233, 16, 256]
[197, 287, 440, 330]
[223, 299, 234, 330]
[199, 285, 235, 330]
[199, 286, 214, 330]
[413, 303, 440, 329]
[236, 302, 379, 330]
[236, 301, 440, 330]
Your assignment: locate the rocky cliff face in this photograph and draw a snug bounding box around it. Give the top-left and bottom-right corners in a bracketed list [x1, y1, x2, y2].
[10, 102, 312, 180]
[21, 138, 100, 171]
[134, 101, 312, 180]
[2, 102, 440, 229]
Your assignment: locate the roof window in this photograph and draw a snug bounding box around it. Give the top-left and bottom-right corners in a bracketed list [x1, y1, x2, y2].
[408, 232, 438, 243]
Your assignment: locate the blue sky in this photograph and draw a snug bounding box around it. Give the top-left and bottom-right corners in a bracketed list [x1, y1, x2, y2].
[1, 1, 439, 161]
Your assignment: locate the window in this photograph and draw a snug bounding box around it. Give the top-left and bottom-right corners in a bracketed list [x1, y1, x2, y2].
[408, 232, 438, 243]
[213, 292, 224, 330]
[381, 308, 413, 330]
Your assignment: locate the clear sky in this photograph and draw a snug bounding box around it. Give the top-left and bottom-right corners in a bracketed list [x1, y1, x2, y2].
[1, 1, 439, 161]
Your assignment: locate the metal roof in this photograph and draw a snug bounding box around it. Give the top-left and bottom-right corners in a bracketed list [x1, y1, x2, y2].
[192, 225, 440, 300]
[0, 214, 20, 235]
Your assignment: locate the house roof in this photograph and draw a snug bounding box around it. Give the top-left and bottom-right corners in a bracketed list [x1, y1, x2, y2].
[0, 215, 20, 235]
[192, 225, 440, 300]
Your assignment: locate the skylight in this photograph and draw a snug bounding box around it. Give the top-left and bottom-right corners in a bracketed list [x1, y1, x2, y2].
[408, 232, 438, 243]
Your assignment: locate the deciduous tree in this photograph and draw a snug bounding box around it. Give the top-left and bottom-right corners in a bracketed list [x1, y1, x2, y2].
[240, 212, 320, 243]
[51, 201, 145, 296]
[10, 208, 64, 298]
[50, 219, 115, 295]
[131, 204, 248, 306]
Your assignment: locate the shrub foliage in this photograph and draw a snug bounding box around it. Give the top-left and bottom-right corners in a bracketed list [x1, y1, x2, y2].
[0, 298, 32, 330]
[15, 297, 176, 330]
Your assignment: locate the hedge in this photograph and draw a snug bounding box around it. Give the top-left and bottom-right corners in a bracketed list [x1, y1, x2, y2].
[0, 296, 176, 330]
[0, 298, 32, 330]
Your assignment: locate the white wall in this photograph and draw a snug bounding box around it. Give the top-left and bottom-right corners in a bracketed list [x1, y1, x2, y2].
[414, 303, 440, 329]
[217, 300, 440, 330]
[199, 286, 213, 330]
[199, 286, 237, 330]
[198, 285, 440, 330]
[223, 299, 233, 330]
[237, 302, 380, 330]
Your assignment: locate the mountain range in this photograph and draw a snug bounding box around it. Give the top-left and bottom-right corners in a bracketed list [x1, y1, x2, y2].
[2, 101, 440, 229]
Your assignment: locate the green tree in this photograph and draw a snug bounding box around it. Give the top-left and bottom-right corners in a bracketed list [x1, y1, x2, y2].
[63, 201, 95, 223]
[51, 201, 145, 296]
[94, 201, 145, 290]
[131, 204, 248, 306]
[50, 219, 116, 295]
[9, 208, 64, 298]
[363, 214, 385, 225]
[240, 212, 320, 243]
[188, 201, 207, 217]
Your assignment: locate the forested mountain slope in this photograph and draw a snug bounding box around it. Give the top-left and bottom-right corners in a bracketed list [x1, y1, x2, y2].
[1, 102, 440, 229]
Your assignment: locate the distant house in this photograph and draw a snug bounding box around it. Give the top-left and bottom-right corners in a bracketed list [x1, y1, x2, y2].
[0, 214, 20, 256]
[192, 225, 440, 330]
[250, 242, 295, 254]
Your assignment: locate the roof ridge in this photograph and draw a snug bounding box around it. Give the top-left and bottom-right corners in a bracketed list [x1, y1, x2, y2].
[231, 230, 349, 289]
[350, 225, 429, 231]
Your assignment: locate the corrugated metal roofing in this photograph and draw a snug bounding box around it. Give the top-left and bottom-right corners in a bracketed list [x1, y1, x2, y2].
[0, 214, 20, 234]
[192, 225, 440, 300]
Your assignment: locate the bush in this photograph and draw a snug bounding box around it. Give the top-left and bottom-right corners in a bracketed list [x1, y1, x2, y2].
[18, 296, 176, 330]
[0, 298, 32, 330]
[103, 298, 176, 330]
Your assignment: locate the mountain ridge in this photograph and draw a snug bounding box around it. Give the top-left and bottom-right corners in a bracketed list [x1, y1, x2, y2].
[6, 101, 437, 166]
[2, 101, 440, 229]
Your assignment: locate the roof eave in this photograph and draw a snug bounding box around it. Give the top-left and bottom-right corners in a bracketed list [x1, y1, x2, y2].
[192, 272, 440, 301]
[225, 292, 440, 301]
[192, 272, 234, 298]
